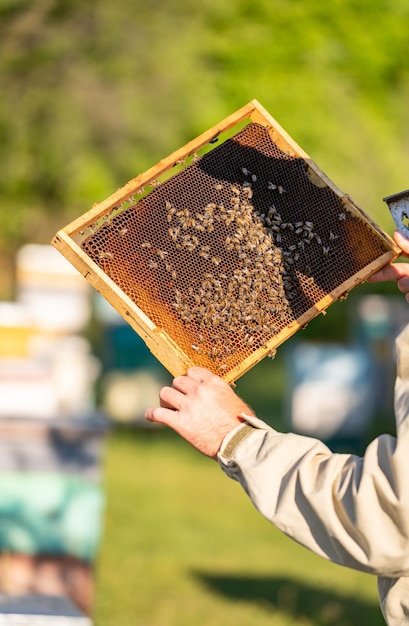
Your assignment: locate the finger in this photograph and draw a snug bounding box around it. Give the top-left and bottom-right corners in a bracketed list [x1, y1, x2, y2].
[145, 405, 177, 426]
[186, 367, 217, 383]
[172, 374, 200, 395]
[394, 231, 409, 256]
[159, 385, 185, 410]
[398, 276, 409, 293]
[368, 263, 409, 283]
[153, 385, 174, 409]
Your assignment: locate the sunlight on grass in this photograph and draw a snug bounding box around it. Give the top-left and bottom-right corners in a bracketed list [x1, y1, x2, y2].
[94, 428, 384, 626]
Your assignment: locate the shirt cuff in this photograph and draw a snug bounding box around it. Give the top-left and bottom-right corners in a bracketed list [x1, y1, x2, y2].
[218, 413, 270, 461]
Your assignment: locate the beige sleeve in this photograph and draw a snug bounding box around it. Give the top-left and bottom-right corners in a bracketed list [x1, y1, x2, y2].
[218, 326, 409, 578]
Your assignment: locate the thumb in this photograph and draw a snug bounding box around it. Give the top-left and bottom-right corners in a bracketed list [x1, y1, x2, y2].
[394, 230, 409, 256]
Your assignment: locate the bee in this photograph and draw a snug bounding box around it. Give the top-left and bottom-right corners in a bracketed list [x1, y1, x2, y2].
[208, 346, 220, 359]
[98, 251, 113, 260]
[141, 242, 152, 249]
[322, 246, 330, 257]
[278, 185, 286, 194]
[267, 182, 277, 190]
[191, 344, 203, 354]
[118, 227, 128, 237]
[148, 259, 158, 269]
[338, 213, 346, 221]
[242, 167, 251, 176]
[165, 200, 173, 210]
[329, 231, 339, 241]
[214, 183, 224, 190]
[251, 174, 257, 182]
[157, 249, 169, 260]
[168, 227, 179, 241]
[231, 186, 241, 196]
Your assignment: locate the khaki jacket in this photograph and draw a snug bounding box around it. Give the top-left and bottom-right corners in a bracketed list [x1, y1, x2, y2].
[218, 324, 409, 625]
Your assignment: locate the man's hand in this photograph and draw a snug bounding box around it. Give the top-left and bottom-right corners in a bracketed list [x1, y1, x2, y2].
[145, 367, 254, 459]
[368, 230, 409, 300]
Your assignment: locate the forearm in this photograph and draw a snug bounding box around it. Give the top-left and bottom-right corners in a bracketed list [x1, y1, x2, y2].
[218, 422, 409, 577]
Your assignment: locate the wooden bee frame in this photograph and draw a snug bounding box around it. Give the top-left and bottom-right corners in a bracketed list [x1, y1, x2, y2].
[51, 100, 400, 383]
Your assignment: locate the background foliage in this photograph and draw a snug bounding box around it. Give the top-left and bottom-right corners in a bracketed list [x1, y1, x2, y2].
[1, 2, 409, 623]
[1, 0, 409, 297]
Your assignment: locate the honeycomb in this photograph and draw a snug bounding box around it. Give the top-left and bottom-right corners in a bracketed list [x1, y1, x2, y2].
[80, 122, 393, 379]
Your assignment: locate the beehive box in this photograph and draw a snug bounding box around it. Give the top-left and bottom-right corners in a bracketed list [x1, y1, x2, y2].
[51, 100, 400, 383]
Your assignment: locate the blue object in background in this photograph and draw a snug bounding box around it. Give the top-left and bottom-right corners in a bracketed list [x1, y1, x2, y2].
[287, 342, 375, 449]
[0, 473, 103, 562]
[0, 416, 108, 562]
[93, 293, 162, 372]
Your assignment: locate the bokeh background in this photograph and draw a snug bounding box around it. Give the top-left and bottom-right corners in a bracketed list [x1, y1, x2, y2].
[1, 1, 409, 624]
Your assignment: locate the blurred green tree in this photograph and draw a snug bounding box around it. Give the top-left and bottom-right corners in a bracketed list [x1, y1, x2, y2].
[1, 0, 408, 297]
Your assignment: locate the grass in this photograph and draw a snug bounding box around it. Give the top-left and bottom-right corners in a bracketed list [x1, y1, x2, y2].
[93, 425, 385, 626]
